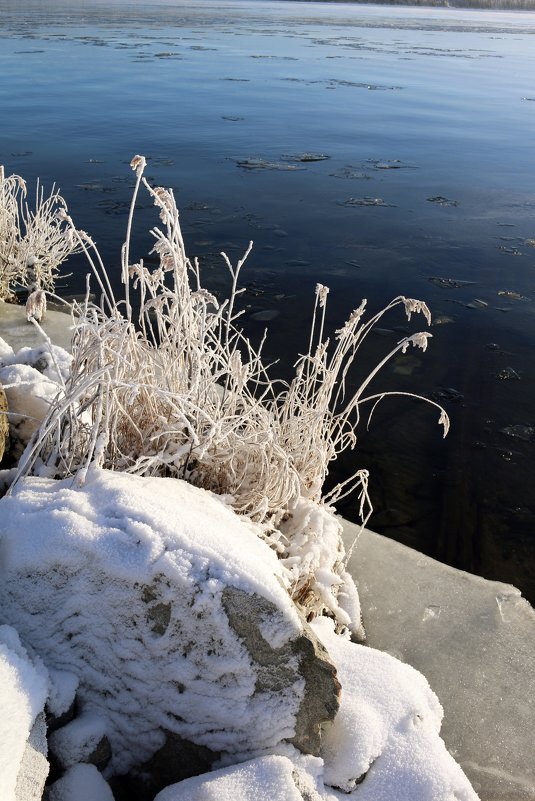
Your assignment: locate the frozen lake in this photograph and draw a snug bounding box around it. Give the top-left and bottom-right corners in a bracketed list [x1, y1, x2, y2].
[1, 0, 534, 600]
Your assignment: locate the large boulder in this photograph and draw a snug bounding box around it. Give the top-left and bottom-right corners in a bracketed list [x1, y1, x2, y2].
[0, 469, 340, 794]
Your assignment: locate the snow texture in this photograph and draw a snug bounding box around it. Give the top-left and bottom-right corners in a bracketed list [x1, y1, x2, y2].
[46, 668, 79, 719]
[311, 618, 479, 801]
[0, 341, 71, 384]
[0, 625, 49, 801]
[0, 362, 59, 453]
[0, 469, 304, 775]
[279, 498, 364, 638]
[154, 754, 332, 801]
[48, 711, 108, 769]
[46, 763, 115, 801]
[0, 334, 14, 358]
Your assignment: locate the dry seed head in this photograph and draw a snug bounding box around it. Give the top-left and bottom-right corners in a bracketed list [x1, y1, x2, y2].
[438, 409, 450, 437]
[402, 331, 432, 353]
[130, 155, 146, 176]
[403, 297, 432, 326]
[335, 300, 367, 338]
[315, 283, 330, 308]
[191, 288, 219, 309]
[26, 289, 47, 322]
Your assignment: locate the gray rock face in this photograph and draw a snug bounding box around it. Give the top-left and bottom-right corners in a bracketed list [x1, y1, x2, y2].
[221, 587, 340, 757]
[118, 732, 220, 801]
[15, 712, 49, 801]
[48, 711, 112, 772]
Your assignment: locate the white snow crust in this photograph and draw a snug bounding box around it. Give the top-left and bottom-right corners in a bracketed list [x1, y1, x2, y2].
[0, 362, 60, 452]
[46, 667, 79, 719]
[46, 763, 115, 801]
[0, 341, 71, 384]
[0, 625, 49, 801]
[0, 334, 14, 358]
[49, 710, 108, 769]
[311, 618, 479, 800]
[154, 754, 330, 801]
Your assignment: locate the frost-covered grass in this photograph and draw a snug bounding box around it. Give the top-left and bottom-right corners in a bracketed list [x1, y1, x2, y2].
[0, 165, 81, 304]
[5, 155, 449, 625]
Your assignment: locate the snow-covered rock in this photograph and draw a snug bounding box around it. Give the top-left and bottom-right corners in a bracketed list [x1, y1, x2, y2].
[48, 711, 111, 771]
[343, 522, 535, 801]
[15, 713, 48, 801]
[153, 753, 334, 801]
[0, 363, 61, 458]
[0, 625, 49, 801]
[0, 341, 71, 385]
[0, 469, 340, 792]
[149, 613, 481, 801]
[0, 338, 70, 461]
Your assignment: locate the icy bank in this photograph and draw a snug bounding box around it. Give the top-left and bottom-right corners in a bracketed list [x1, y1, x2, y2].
[0, 300, 74, 354]
[342, 521, 535, 801]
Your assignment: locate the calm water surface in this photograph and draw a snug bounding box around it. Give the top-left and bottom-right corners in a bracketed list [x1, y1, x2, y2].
[1, 0, 534, 600]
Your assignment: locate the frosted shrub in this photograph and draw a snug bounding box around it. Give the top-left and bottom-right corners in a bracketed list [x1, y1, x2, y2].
[13, 156, 448, 628]
[0, 165, 81, 304]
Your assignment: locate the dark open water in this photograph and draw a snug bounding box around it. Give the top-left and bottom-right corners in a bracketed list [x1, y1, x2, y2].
[1, 0, 534, 601]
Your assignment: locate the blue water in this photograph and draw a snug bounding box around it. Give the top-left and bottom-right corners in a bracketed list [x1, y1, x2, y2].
[1, 0, 535, 599]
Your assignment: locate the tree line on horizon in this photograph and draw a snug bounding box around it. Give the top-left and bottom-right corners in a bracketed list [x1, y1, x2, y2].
[301, 0, 534, 8]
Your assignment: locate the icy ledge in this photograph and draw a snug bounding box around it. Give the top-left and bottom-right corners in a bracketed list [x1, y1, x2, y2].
[341, 520, 535, 801]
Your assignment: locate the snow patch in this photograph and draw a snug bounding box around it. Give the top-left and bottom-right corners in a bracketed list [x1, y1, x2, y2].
[153, 754, 329, 801]
[46, 763, 115, 801]
[311, 618, 479, 800]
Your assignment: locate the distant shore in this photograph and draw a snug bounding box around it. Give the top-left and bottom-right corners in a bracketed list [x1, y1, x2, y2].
[288, 1, 534, 10]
